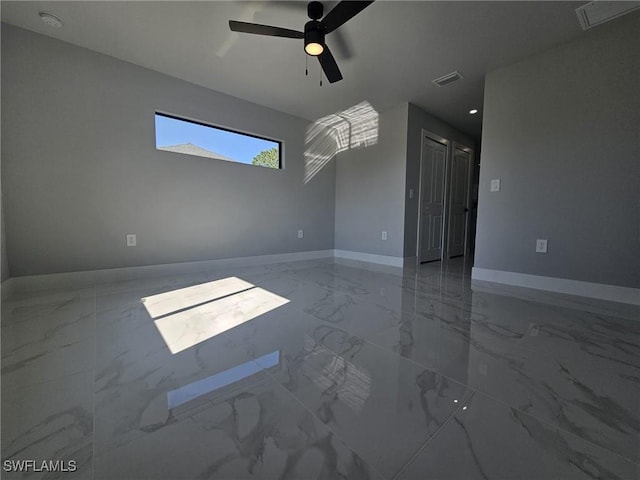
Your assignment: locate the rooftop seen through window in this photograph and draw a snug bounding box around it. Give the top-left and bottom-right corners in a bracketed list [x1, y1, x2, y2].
[155, 113, 281, 169]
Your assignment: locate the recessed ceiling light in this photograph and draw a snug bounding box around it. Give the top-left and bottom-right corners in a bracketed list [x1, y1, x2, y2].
[469, 109, 478, 115]
[39, 12, 63, 28]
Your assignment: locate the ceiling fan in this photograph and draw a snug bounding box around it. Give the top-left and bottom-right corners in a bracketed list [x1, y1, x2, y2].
[229, 1, 374, 84]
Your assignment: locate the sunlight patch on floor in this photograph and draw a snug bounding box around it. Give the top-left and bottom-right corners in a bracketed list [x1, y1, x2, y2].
[147, 279, 290, 354]
[142, 276, 255, 319]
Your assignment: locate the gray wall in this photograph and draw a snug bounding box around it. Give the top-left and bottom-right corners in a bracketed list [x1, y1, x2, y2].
[1, 25, 335, 277]
[1, 50, 7, 282]
[475, 13, 640, 288]
[0, 37, 7, 281]
[334, 103, 408, 257]
[403, 103, 475, 258]
[1, 198, 8, 282]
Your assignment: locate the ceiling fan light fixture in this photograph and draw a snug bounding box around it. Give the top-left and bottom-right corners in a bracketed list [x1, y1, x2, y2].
[305, 41, 324, 56]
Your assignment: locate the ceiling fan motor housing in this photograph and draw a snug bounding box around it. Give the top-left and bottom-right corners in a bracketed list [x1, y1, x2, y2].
[304, 20, 325, 55]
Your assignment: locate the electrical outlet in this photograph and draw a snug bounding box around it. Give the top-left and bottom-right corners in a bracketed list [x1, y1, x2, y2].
[297, 229, 304, 239]
[490, 179, 501, 192]
[126, 234, 137, 247]
[381, 231, 387, 241]
[536, 239, 548, 253]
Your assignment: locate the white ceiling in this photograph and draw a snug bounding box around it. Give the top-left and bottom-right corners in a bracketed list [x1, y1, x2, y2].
[1, 1, 588, 140]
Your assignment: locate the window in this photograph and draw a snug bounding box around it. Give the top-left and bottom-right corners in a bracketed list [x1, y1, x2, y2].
[155, 113, 282, 169]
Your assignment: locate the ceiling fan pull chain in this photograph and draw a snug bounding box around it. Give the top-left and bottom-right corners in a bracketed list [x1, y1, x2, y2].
[305, 55, 308, 76]
[320, 64, 323, 86]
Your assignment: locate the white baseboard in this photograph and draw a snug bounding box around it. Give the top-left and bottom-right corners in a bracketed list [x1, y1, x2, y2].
[333, 250, 405, 267]
[2, 249, 408, 298]
[472, 268, 640, 305]
[6, 250, 334, 296]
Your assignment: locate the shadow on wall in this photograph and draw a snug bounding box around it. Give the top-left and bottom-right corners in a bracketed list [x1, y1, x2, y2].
[304, 101, 379, 183]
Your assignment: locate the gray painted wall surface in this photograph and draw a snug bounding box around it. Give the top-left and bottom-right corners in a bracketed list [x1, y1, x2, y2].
[334, 103, 408, 257]
[1, 198, 8, 282]
[1, 27, 6, 281]
[2, 25, 335, 276]
[1, 69, 7, 281]
[403, 103, 475, 258]
[475, 13, 640, 288]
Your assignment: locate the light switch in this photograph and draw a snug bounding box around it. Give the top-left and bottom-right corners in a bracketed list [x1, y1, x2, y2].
[490, 179, 501, 192]
[409, 188, 415, 199]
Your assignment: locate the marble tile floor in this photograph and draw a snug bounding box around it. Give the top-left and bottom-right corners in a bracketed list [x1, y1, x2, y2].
[1, 257, 638, 480]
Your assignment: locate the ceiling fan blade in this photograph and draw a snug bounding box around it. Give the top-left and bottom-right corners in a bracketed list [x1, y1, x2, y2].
[320, 1, 374, 34]
[318, 46, 343, 83]
[229, 20, 304, 39]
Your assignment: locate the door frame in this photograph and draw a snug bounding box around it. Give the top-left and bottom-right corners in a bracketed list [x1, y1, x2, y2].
[446, 142, 475, 257]
[416, 130, 451, 264]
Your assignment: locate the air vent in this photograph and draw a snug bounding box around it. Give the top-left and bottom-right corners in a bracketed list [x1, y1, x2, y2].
[432, 71, 463, 87]
[576, 1, 640, 30]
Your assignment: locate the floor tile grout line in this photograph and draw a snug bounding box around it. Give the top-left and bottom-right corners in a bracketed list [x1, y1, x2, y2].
[332, 277, 639, 458]
[9, 262, 638, 474]
[390, 397, 468, 480]
[255, 359, 390, 480]
[298, 268, 636, 353]
[361, 329, 640, 467]
[241, 292, 479, 478]
[290, 289, 640, 468]
[427, 311, 637, 369]
[272, 290, 478, 402]
[90, 266, 640, 471]
[283, 285, 554, 429]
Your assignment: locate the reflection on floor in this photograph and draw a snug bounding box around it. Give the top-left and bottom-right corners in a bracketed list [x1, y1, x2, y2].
[2, 257, 638, 479]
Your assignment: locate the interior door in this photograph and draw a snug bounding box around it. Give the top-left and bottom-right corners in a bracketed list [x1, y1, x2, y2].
[419, 137, 446, 262]
[448, 148, 471, 257]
